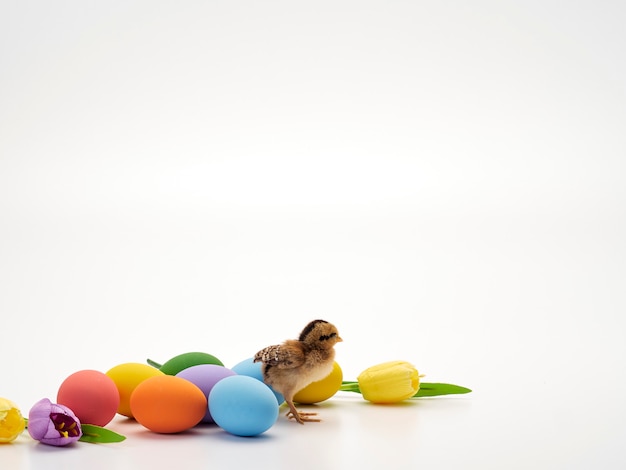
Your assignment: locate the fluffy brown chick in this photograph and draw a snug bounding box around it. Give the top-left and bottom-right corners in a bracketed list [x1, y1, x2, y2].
[253, 319, 342, 424]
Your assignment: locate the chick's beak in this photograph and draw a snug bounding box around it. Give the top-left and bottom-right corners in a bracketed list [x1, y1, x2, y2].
[337, 336, 343, 342]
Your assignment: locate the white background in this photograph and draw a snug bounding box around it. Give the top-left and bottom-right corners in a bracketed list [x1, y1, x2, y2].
[1, 1, 625, 469]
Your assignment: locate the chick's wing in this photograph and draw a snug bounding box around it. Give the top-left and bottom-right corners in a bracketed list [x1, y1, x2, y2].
[254, 342, 306, 369]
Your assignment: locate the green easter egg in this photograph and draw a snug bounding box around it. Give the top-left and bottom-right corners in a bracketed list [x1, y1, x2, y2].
[154, 352, 224, 375]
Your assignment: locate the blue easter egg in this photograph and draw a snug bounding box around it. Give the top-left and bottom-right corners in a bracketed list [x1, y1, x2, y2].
[208, 375, 279, 437]
[231, 358, 285, 404]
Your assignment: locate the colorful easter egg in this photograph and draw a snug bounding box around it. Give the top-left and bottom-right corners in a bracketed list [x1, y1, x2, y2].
[106, 363, 165, 418]
[231, 357, 284, 404]
[156, 352, 223, 375]
[294, 361, 343, 404]
[176, 364, 236, 423]
[208, 375, 278, 437]
[57, 370, 120, 427]
[130, 375, 207, 433]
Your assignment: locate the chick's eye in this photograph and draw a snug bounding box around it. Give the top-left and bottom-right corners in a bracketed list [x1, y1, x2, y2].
[319, 332, 337, 341]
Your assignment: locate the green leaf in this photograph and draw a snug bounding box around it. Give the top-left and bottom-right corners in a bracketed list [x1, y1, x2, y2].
[26, 417, 125, 444]
[79, 424, 126, 444]
[414, 383, 472, 397]
[340, 381, 472, 398]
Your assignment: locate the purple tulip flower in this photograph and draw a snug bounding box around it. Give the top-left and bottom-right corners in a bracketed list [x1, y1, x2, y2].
[28, 398, 82, 446]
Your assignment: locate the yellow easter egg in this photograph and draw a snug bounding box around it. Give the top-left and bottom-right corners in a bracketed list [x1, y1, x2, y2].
[294, 361, 343, 404]
[106, 363, 165, 418]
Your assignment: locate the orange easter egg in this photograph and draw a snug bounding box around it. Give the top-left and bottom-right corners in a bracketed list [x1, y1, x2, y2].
[130, 375, 207, 433]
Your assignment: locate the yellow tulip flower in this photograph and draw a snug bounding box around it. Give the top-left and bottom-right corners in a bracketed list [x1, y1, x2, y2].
[0, 398, 26, 443]
[357, 361, 421, 403]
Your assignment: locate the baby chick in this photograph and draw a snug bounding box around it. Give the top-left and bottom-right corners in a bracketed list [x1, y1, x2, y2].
[254, 319, 342, 424]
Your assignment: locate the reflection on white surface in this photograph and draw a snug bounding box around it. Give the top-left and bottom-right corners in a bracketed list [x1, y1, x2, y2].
[6, 391, 620, 469]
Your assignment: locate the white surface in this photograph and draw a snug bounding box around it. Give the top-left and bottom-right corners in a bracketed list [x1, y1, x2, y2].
[1, 1, 625, 469]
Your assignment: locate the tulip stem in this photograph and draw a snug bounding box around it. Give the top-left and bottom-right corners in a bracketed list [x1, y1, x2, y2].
[340, 381, 361, 393]
[146, 358, 162, 369]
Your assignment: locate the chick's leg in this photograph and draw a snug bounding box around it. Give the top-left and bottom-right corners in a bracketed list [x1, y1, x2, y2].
[285, 400, 320, 424]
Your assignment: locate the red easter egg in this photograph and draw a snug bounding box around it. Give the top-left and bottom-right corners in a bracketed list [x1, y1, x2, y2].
[57, 369, 120, 426]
